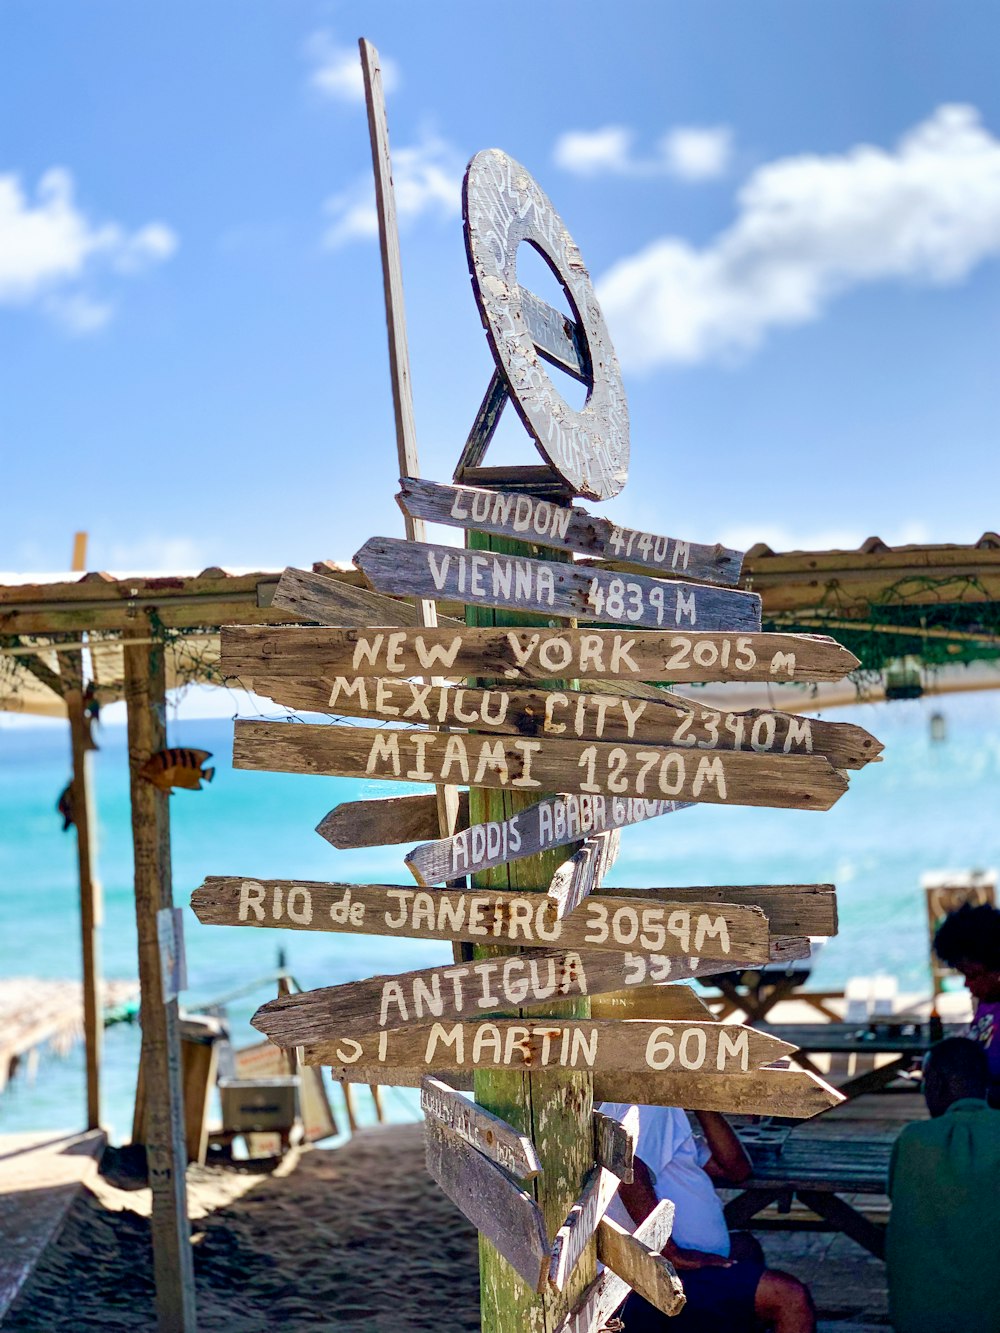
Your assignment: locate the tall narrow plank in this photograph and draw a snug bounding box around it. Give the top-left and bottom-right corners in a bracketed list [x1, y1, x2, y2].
[359, 37, 458, 869]
[123, 636, 196, 1332]
[468, 527, 595, 1333]
[66, 674, 103, 1130]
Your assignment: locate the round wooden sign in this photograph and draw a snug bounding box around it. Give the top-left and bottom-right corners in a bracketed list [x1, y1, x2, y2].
[463, 149, 629, 501]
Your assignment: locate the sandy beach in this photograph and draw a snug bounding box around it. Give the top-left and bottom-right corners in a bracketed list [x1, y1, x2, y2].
[5, 1125, 481, 1332]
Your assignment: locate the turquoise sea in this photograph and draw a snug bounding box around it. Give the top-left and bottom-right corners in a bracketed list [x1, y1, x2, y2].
[1, 690, 998, 1140]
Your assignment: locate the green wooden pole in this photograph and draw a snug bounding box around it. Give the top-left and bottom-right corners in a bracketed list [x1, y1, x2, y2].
[468, 525, 595, 1333]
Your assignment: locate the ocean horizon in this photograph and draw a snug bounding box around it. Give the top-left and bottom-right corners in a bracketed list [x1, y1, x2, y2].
[2, 687, 997, 1140]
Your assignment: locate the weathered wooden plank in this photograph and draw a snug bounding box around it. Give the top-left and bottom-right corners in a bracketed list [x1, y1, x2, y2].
[596, 1216, 685, 1316]
[245, 671, 881, 771]
[453, 370, 511, 476]
[311, 1064, 838, 1116]
[398, 477, 743, 586]
[549, 1167, 621, 1291]
[424, 1119, 550, 1292]
[547, 831, 619, 919]
[593, 1114, 636, 1188]
[221, 624, 860, 686]
[270, 566, 461, 629]
[610, 884, 838, 939]
[556, 1200, 677, 1333]
[252, 951, 784, 1048]
[299, 1019, 795, 1076]
[407, 792, 690, 885]
[315, 792, 470, 849]
[420, 1076, 541, 1180]
[232, 720, 850, 811]
[191, 879, 771, 964]
[589, 985, 715, 1022]
[354, 537, 762, 632]
[122, 638, 196, 1331]
[593, 1105, 637, 1183]
[519, 288, 588, 380]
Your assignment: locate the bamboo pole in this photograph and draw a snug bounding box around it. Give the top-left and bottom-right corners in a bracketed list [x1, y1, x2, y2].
[66, 677, 102, 1130]
[123, 633, 197, 1332]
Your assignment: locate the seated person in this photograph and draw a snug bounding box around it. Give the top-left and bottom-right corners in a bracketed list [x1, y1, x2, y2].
[887, 1037, 1000, 1333]
[933, 902, 1000, 1105]
[600, 1101, 815, 1333]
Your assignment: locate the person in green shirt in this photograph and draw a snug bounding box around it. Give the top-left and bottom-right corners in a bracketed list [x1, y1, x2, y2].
[887, 1037, 1000, 1333]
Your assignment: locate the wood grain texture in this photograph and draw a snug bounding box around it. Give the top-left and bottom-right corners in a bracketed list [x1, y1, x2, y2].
[315, 792, 469, 849]
[244, 671, 881, 772]
[252, 954, 782, 1049]
[406, 793, 689, 885]
[608, 884, 838, 939]
[270, 566, 457, 629]
[593, 1106, 637, 1183]
[399, 477, 742, 586]
[588, 986, 715, 1022]
[306, 1063, 837, 1117]
[453, 370, 510, 475]
[220, 624, 860, 686]
[556, 1200, 677, 1333]
[421, 1076, 541, 1180]
[123, 637, 196, 1331]
[354, 537, 762, 632]
[549, 1167, 621, 1290]
[190, 879, 771, 963]
[232, 720, 849, 811]
[424, 1120, 550, 1292]
[596, 1217, 685, 1316]
[463, 148, 629, 500]
[547, 831, 619, 918]
[299, 1020, 795, 1076]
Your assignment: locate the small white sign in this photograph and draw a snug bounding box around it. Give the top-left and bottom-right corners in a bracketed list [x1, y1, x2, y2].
[157, 906, 187, 1003]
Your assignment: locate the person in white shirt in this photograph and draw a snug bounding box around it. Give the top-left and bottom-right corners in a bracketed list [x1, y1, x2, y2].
[600, 1102, 815, 1333]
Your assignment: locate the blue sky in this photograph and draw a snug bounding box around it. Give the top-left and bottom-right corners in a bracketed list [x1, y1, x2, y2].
[1, 0, 998, 575]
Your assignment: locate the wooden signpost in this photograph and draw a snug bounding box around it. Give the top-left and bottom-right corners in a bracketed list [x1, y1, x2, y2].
[222, 623, 860, 686]
[243, 670, 882, 769]
[397, 476, 743, 585]
[354, 536, 762, 631]
[190, 62, 878, 1333]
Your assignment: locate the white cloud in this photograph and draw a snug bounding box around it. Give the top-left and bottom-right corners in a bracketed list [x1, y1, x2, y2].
[305, 30, 398, 104]
[597, 104, 1000, 370]
[716, 520, 932, 555]
[0, 167, 177, 332]
[323, 132, 463, 248]
[95, 535, 210, 573]
[553, 124, 732, 181]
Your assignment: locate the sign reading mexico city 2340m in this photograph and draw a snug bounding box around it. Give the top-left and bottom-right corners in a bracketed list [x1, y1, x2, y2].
[464, 148, 629, 501]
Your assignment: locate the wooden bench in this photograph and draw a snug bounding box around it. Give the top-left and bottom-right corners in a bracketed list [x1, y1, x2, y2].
[724, 1133, 891, 1259]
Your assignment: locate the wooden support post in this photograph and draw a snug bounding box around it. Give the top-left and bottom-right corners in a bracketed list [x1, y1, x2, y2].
[66, 674, 103, 1131]
[123, 635, 197, 1333]
[469, 524, 594, 1332]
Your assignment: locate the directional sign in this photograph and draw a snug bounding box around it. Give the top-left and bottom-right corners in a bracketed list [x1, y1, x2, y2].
[221, 625, 860, 687]
[589, 986, 715, 1023]
[549, 1166, 621, 1290]
[406, 792, 690, 885]
[425, 1119, 550, 1292]
[299, 1019, 794, 1077]
[316, 791, 470, 849]
[354, 537, 762, 632]
[245, 672, 882, 771]
[547, 831, 620, 918]
[307, 1063, 842, 1117]
[190, 878, 771, 962]
[251, 952, 776, 1048]
[232, 720, 849, 811]
[596, 1217, 685, 1317]
[421, 1076, 541, 1180]
[557, 1199, 678, 1333]
[607, 883, 838, 939]
[397, 477, 742, 585]
[593, 1106, 638, 1183]
[270, 565, 463, 630]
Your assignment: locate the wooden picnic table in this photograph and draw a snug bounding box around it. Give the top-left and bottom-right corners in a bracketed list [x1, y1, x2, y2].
[725, 1131, 892, 1259]
[759, 1022, 965, 1101]
[699, 972, 844, 1025]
